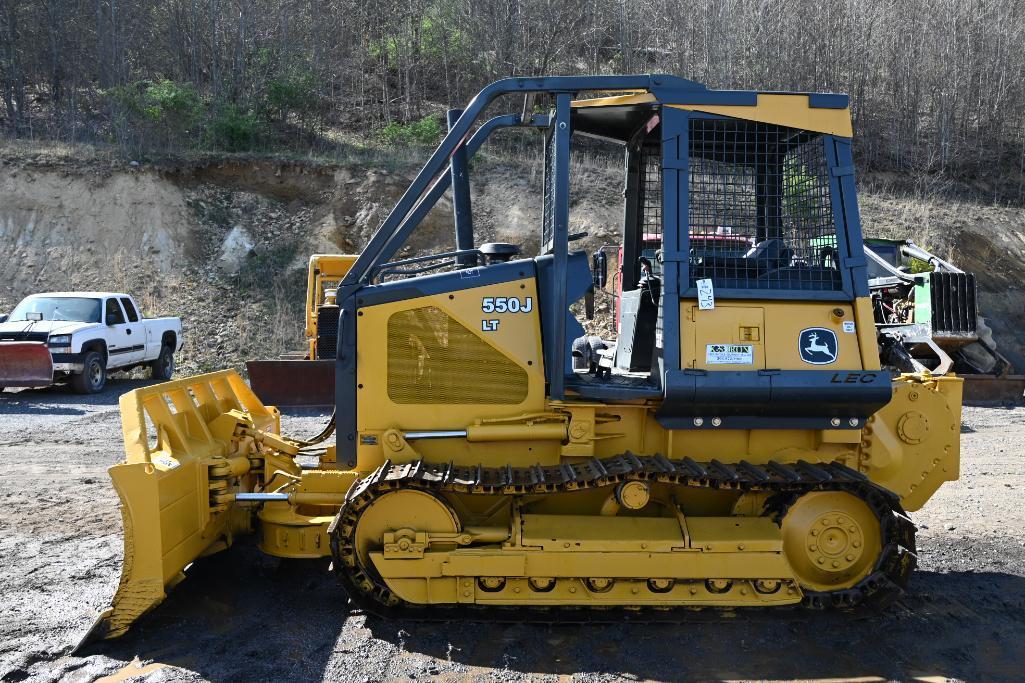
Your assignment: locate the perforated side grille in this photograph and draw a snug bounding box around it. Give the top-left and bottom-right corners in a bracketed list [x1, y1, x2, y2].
[316, 306, 340, 360]
[687, 118, 841, 292]
[387, 306, 529, 404]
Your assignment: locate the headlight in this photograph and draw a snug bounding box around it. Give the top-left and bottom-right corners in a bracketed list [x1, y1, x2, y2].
[48, 335, 72, 347]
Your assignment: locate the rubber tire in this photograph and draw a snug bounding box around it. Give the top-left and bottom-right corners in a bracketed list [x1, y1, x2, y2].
[150, 345, 174, 381]
[73, 351, 107, 394]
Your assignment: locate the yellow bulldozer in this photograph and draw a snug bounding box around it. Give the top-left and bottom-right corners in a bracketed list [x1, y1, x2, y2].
[246, 254, 355, 406]
[98, 75, 962, 638]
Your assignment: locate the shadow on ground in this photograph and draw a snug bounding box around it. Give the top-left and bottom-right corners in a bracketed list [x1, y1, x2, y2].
[82, 538, 1025, 682]
[0, 378, 157, 414]
[363, 569, 1025, 682]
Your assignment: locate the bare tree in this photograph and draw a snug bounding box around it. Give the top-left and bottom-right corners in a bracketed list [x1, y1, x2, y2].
[0, 0, 1023, 191]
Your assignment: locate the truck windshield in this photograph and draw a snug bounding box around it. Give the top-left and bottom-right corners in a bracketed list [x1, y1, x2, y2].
[8, 297, 102, 323]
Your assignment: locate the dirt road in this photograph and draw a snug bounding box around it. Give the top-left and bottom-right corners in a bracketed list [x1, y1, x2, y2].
[1, 382, 1023, 682]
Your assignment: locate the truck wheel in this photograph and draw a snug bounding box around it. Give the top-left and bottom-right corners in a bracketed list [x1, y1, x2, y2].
[151, 345, 174, 381]
[73, 352, 107, 394]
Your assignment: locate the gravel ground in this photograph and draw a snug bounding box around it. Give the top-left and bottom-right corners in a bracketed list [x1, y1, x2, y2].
[1, 383, 1024, 682]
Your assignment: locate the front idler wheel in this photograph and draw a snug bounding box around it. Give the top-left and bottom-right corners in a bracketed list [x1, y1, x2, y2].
[340, 488, 461, 606]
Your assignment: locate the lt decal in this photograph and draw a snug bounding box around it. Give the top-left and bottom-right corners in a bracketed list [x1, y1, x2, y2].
[481, 296, 533, 332]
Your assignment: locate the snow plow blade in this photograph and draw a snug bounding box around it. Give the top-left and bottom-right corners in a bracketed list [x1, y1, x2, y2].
[0, 341, 53, 387]
[96, 370, 282, 639]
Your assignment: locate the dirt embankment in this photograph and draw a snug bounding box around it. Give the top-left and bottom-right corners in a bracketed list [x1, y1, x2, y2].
[0, 149, 616, 376]
[0, 153, 463, 376]
[2, 148, 1024, 373]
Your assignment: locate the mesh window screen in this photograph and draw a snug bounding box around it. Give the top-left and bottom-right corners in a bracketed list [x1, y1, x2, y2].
[686, 118, 842, 292]
[387, 306, 529, 404]
[541, 132, 557, 252]
[638, 145, 663, 276]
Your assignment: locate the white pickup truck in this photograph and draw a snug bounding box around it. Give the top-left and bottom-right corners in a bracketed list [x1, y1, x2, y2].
[0, 292, 183, 394]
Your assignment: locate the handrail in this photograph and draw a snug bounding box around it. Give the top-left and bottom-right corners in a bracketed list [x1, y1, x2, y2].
[339, 75, 696, 296]
[373, 113, 543, 270]
[371, 249, 486, 282]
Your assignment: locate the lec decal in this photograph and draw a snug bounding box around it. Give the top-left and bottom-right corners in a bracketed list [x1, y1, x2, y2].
[830, 372, 878, 384]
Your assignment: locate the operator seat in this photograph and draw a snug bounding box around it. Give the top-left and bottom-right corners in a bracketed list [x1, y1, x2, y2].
[480, 242, 521, 264]
[745, 238, 793, 273]
[615, 272, 661, 373]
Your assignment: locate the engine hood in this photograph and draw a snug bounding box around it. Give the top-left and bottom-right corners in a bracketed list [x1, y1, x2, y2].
[0, 320, 100, 339]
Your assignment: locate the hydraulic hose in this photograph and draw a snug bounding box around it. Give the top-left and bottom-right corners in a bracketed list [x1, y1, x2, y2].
[295, 409, 336, 449]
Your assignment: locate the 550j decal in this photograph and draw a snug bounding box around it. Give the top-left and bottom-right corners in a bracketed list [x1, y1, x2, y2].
[481, 296, 533, 314]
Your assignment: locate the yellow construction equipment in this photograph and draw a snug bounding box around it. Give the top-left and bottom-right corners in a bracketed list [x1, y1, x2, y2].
[300, 254, 357, 361]
[98, 75, 962, 637]
[246, 254, 356, 405]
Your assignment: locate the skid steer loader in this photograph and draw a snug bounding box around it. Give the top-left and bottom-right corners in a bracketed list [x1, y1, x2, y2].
[98, 75, 962, 638]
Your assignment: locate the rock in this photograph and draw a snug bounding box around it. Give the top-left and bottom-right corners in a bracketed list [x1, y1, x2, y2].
[217, 226, 256, 274]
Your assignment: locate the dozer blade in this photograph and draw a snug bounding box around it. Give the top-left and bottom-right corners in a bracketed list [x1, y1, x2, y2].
[0, 341, 53, 386]
[246, 358, 334, 406]
[97, 370, 281, 639]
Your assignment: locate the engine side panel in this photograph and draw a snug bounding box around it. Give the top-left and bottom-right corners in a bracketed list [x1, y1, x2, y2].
[355, 276, 554, 470]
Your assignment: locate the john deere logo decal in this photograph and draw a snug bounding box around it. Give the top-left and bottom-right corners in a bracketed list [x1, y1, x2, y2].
[799, 327, 838, 365]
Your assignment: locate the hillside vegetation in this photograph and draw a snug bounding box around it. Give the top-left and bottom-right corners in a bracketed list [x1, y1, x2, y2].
[2, 0, 1025, 195]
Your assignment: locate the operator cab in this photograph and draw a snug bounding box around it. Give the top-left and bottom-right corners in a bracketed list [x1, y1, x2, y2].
[555, 95, 855, 400]
[332, 76, 876, 438]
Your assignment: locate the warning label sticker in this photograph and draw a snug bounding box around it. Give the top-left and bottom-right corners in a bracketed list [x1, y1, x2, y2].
[696, 278, 715, 310]
[153, 454, 180, 470]
[706, 344, 754, 365]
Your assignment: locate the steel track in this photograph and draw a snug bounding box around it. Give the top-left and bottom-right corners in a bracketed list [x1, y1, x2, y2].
[328, 454, 916, 621]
